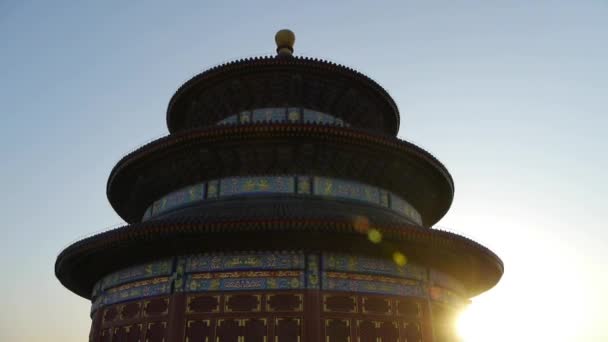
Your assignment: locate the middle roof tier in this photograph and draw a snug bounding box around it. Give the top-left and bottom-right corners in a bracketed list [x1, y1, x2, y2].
[107, 124, 454, 227]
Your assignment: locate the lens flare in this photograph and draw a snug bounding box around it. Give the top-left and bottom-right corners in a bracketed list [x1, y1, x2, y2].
[367, 229, 382, 243]
[353, 216, 370, 234]
[392, 251, 407, 266]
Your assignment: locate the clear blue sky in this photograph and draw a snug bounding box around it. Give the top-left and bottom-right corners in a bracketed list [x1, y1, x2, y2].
[0, 1, 606, 341]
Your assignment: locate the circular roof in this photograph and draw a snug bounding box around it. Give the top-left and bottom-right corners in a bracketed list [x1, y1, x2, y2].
[55, 218, 503, 299]
[166, 56, 401, 135]
[106, 124, 453, 226]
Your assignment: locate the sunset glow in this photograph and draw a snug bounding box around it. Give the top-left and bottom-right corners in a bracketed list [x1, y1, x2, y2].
[1, 1, 607, 341]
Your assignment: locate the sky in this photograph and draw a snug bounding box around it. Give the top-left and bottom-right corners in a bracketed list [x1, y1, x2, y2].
[0, 1, 606, 341]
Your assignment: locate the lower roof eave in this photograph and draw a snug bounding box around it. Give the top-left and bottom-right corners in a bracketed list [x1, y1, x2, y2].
[56, 218, 503, 299]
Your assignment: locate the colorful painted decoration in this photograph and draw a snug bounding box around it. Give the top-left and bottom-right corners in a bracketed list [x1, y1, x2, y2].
[303, 109, 338, 125]
[390, 195, 422, 225]
[306, 254, 320, 289]
[142, 175, 422, 225]
[207, 180, 219, 199]
[186, 271, 305, 292]
[103, 279, 171, 306]
[239, 111, 251, 124]
[100, 259, 173, 290]
[253, 108, 286, 123]
[220, 176, 294, 197]
[322, 272, 426, 298]
[91, 252, 464, 314]
[380, 190, 390, 207]
[215, 107, 350, 127]
[323, 253, 425, 281]
[185, 253, 305, 273]
[313, 177, 381, 205]
[297, 176, 312, 194]
[287, 108, 301, 123]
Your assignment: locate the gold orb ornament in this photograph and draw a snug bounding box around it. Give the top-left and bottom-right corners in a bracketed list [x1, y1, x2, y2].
[275, 29, 295, 56]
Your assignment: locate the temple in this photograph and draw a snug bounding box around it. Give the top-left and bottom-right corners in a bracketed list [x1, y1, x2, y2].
[55, 30, 503, 341]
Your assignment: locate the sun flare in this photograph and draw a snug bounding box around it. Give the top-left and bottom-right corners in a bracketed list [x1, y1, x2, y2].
[456, 305, 482, 342]
[455, 276, 587, 342]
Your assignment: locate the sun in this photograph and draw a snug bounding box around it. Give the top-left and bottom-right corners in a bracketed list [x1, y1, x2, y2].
[456, 305, 484, 342]
[455, 293, 587, 341]
[455, 298, 506, 342]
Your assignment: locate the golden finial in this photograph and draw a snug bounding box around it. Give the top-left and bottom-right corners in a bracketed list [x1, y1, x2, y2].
[275, 29, 295, 57]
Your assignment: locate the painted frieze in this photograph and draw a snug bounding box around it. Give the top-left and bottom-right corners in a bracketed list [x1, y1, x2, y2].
[100, 258, 173, 290]
[90, 251, 465, 317]
[323, 252, 426, 281]
[219, 176, 295, 197]
[186, 271, 305, 292]
[103, 277, 171, 306]
[185, 252, 305, 273]
[314, 177, 381, 205]
[322, 272, 426, 298]
[215, 107, 351, 127]
[142, 175, 422, 224]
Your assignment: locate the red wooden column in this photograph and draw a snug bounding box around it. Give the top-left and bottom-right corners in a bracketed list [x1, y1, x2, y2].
[167, 293, 187, 341]
[305, 290, 322, 341]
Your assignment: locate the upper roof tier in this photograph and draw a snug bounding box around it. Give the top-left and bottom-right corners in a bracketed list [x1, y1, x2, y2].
[166, 30, 401, 135]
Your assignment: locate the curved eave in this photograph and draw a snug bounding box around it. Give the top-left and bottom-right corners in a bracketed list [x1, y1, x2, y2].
[106, 124, 454, 226]
[166, 56, 400, 135]
[55, 219, 503, 300]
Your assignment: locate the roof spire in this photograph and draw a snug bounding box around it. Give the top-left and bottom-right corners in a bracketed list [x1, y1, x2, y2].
[275, 29, 295, 57]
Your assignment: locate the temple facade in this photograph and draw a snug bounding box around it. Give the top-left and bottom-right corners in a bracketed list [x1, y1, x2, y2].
[56, 30, 503, 341]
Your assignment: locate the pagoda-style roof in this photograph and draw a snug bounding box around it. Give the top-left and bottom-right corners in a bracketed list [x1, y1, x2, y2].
[57, 32, 504, 340]
[55, 217, 503, 300]
[166, 56, 401, 135]
[106, 124, 454, 227]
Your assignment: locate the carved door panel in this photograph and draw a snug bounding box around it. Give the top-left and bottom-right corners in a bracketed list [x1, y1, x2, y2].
[243, 319, 267, 342]
[145, 321, 167, 342]
[216, 319, 241, 342]
[325, 319, 350, 342]
[186, 320, 213, 342]
[275, 318, 301, 342]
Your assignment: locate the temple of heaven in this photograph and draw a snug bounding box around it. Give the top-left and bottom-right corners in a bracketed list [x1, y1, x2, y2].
[56, 30, 503, 342]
